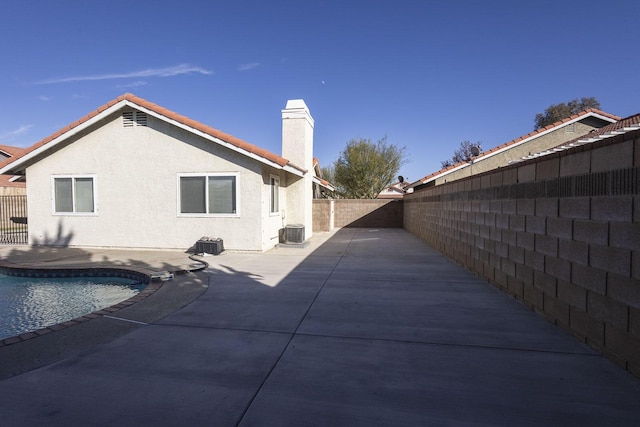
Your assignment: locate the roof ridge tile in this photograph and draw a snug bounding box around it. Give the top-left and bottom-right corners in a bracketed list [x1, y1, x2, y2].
[4, 93, 297, 172]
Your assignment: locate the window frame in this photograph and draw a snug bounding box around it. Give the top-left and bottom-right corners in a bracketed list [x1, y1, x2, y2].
[51, 174, 98, 215]
[177, 172, 240, 217]
[269, 174, 280, 215]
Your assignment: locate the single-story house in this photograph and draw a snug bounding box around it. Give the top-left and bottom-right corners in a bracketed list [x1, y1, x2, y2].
[407, 109, 620, 191]
[377, 180, 409, 199]
[0, 94, 332, 251]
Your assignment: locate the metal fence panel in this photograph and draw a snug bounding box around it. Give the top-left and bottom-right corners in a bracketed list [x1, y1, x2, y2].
[0, 195, 27, 244]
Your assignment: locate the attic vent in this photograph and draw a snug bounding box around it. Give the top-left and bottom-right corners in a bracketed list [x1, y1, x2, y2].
[122, 111, 148, 127]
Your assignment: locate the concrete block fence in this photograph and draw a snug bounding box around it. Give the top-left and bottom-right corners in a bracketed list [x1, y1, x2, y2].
[313, 199, 403, 231]
[404, 130, 640, 376]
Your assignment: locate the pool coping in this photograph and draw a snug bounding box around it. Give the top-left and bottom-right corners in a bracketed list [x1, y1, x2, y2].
[0, 259, 207, 347]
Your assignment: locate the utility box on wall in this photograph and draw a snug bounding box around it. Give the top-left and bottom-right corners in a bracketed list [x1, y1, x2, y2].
[195, 237, 224, 255]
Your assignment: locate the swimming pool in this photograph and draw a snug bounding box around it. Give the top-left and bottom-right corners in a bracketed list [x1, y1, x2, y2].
[0, 273, 147, 341]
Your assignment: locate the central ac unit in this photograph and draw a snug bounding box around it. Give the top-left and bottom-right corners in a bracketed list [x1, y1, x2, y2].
[284, 224, 305, 244]
[195, 237, 224, 255]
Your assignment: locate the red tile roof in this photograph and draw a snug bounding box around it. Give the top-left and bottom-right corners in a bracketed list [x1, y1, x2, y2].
[0, 175, 24, 188]
[569, 112, 640, 141]
[411, 109, 620, 186]
[518, 112, 640, 161]
[1, 93, 306, 174]
[310, 156, 336, 190]
[0, 145, 26, 188]
[0, 144, 26, 159]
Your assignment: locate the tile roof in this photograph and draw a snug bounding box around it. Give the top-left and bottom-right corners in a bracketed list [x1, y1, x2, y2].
[0, 145, 26, 188]
[0, 175, 25, 188]
[0, 144, 26, 159]
[1, 93, 307, 175]
[518, 112, 640, 161]
[409, 109, 620, 187]
[311, 156, 336, 191]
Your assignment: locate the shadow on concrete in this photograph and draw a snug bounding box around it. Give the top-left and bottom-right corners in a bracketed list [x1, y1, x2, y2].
[0, 228, 640, 426]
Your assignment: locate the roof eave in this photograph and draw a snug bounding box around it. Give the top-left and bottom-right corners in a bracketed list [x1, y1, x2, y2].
[0, 96, 307, 178]
[517, 120, 640, 162]
[407, 162, 470, 188]
[312, 176, 336, 191]
[471, 112, 617, 165]
[0, 99, 128, 175]
[408, 111, 619, 188]
[128, 100, 305, 176]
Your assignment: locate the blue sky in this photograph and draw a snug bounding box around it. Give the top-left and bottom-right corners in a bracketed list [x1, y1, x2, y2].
[1, 0, 638, 183]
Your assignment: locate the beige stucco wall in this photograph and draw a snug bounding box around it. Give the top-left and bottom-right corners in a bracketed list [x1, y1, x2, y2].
[433, 121, 602, 185]
[261, 167, 288, 248]
[25, 110, 283, 251]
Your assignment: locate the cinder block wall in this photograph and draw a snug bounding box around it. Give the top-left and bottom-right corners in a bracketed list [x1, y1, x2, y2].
[404, 130, 640, 375]
[313, 199, 403, 231]
[334, 199, 403, 228]
[312, 200, 331, 232]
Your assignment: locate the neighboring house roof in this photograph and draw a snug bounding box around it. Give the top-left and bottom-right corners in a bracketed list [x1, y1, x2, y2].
[517, 112, 640, 162]
[378, 181, 408, 199]
[0, 145, 26, 188]
[0, 144, 26, 159]
[0, 93, 308, 177]
[408, 109, 620, 189]
[0, 175, 25, 188]
[311, 157, 336, 192]
[312, 176, 336, 192]
[377, 181, 409, 199]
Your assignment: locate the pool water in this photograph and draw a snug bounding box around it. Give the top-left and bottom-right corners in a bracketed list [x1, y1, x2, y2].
[0, 274, 146, 340]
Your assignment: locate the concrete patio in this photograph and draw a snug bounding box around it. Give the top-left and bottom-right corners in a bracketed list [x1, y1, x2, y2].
[0, 228, 639, 426]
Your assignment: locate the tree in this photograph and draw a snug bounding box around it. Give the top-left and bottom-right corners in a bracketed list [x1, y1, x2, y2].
[320, 165, 335, 185]
[332, 136, 407, 199]
[440, 140, 481, 169]
[534, 97, 600, 130]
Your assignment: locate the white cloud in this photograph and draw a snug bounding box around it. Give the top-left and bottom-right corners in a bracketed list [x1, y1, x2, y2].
[237, 62, 260, 71]
[0, 125, 33, 142]
[35, 64, 213, 84]
[39, 95, 51, 101]
[117, 81, 149, 88]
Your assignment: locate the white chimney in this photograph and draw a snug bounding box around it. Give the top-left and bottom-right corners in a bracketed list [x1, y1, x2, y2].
[282, 99, 314, 239]
[282, 99, 314, 171]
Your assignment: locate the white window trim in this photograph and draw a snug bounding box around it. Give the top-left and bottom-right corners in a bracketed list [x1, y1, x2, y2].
[269, 174, 280, 216]
[51, 174, 98, 216]
[177, 172, 240, 218]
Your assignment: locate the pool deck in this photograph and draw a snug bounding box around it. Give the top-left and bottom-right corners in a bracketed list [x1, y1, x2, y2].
[0, 228, 639, 426]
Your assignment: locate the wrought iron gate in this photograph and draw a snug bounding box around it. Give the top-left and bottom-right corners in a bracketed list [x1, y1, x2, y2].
[0, 195, 27, 244]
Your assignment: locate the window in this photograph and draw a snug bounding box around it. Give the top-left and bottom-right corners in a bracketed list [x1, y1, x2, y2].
[52, 175, 96, 214]
[178, 173, 238, 216]
[270, 175, 280, 214]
